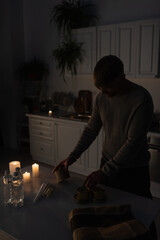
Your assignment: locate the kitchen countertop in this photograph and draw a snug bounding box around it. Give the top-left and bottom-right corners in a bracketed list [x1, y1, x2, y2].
[27, 112, 160, 133]
[0, 165, 160, 240]
[26, 111, 91, 122]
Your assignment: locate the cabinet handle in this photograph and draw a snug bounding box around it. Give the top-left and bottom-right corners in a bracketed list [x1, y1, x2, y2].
[40, 147, 44, 151]
[40, 132, 43, 135]
[39, 122, 42, 125]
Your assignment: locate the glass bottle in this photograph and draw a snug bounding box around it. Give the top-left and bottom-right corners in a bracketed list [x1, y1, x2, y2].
[15, 167, 23, 181]
[3, 170, 12, 206]
[10, 171, 24, 207]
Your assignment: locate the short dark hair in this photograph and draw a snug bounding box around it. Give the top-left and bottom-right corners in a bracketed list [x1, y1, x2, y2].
[93, 55, 124, 88]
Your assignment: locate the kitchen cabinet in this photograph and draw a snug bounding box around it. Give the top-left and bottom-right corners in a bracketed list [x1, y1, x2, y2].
[97, 24, 116, 59]
[135, 19, 160, 78]
[85, 128, 104, 175]
[72, 27, 96, 74]
[72, 18, 159, 78]
[27, 115, 56, 166]
[116, 22, 136, 77]
[97, 18, 160, 78]
[26, 114, 103, 176]
[55, 119, 86, 175]
[55, 119, 103, 175]
[97, 22, 136, 77]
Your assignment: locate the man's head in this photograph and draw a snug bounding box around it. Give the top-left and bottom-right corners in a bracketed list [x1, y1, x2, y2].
[93, 55, 125, 97]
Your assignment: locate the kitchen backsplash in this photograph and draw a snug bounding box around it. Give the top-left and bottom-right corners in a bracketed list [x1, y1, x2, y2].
[41, 90, 93, 114]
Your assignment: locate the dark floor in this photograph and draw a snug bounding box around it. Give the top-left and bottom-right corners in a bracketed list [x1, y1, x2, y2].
[0, 145, 160, 239]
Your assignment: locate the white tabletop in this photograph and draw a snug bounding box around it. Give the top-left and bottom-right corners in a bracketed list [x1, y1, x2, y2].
[0, 165, 160, 240]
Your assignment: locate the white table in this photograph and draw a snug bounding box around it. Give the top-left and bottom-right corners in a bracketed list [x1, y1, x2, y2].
[0, 165, 160, 240]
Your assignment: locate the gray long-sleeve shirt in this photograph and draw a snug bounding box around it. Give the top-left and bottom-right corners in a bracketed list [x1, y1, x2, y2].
[69, 81, 153, 177]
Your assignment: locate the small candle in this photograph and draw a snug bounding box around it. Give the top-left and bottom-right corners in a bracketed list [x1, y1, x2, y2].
[23, 172, 31, 183]
[9, 161, 21, 175]
[32, 163, 39, 177]
[48, 110, 52, 116]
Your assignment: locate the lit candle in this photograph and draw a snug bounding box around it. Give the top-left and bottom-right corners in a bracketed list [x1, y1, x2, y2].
[9, 161, 21, 175]
[32, 163, 39, 177]
[23, 172, 31, 183]
[48, 110, 52, 116]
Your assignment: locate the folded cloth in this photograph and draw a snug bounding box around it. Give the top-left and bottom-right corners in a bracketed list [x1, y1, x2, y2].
[69, 204, 133, 232]
[69, 204, 150, 240]
[72, 219, 150, 240]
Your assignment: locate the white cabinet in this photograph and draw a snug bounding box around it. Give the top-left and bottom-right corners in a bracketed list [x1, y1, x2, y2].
[72, 27, 96, 74]
[97, 18, 160, 78]
[55, 119, 86, 175]
[85, 128, 104, 175]
[27, 115, 56, 166]
[55, 119, 103, 176]
[72, 18, 159, 78]
[27, 114, 104, 176]
[97, 24, 116, 60]
[97, 22, 136, 77]
[116, 22, 136, 77]
[135, 19, 160, 78]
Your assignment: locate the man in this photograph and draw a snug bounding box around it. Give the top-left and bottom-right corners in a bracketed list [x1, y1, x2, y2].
[53, 55, 153, 199]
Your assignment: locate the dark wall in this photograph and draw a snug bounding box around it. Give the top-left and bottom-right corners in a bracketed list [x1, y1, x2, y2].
[0, 0, 25, 148]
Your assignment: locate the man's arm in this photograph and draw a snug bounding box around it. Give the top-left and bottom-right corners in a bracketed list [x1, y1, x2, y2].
[68, 96, 103, 163]
[53, 95, 102, 171]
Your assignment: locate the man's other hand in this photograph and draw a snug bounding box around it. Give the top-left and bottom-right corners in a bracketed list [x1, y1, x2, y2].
[84, 170, 107, 189]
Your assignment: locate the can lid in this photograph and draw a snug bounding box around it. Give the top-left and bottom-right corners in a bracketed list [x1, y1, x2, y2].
[15, 167, 20, 172]
[13, 171, 19, 177]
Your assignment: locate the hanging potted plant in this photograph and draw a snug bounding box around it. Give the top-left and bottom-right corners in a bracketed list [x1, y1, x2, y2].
[52, 36, 84, 82]
[50, 0, 97, 81]
[50, 0, 97, 35]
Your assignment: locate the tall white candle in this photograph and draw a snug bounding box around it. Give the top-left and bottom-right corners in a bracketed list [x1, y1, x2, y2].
[23, 172, 31, 183]
[32, 163, 39, 177]
[9, 161, 21, 175]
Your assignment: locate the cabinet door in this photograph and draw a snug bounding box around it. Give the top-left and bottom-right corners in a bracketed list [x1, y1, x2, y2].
[135, 19, 160, 78]
[116, 22, 136, 77]
[30, 138, 55, 166]
[85, 129, 104, 175]
[72, 27, 96, 74]
[29, 117, 54, 140]
[55, 122, 86, 174]
[97, 24, 116, 61]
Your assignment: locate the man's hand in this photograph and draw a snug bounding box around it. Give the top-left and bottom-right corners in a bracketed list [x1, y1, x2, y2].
[53, 158, 69, 173]
[84, 169, 107, 189]
[53, 156, 75, 173]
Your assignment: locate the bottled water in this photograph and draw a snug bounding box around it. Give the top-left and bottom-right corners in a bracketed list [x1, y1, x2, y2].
[10, 171, 24, 207]
[15, 167, 23, 181]
[3, 170, 12, 206]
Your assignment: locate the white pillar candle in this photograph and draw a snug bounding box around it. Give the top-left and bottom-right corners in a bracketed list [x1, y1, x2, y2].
[32, 163, 39, 177]
[9, 161, 21, 175]
[23, 172, 31, 183]
[48, 110, 52, 116]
